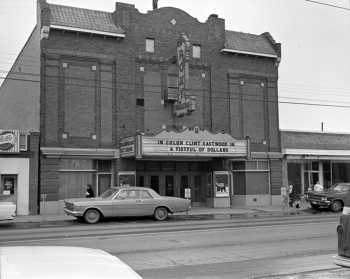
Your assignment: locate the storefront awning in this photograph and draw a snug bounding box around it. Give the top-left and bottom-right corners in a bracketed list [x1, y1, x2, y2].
[284, 148, 350, 161]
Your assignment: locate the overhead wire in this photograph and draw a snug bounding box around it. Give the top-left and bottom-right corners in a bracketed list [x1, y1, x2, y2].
[305, 0, 350, 11]
[2, 74, 350, 110]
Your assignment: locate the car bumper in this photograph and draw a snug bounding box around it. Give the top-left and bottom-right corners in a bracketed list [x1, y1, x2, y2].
[309, 199, 331, 206]
[64, 208, 84, 217]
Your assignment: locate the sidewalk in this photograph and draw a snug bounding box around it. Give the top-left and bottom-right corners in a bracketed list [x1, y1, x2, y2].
[9, 203, 310, 224]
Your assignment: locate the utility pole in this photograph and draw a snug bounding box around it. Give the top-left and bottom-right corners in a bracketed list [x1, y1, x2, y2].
[153, 0, 158, 10]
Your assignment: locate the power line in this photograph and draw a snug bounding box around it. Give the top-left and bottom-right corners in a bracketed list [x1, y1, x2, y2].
[2, 74, 350, 110]
[2, 68, 350, 100]
[305, 0, 350, 11]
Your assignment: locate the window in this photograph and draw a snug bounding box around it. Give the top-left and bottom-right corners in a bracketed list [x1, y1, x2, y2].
[19, 134, 27, 151]
[140, 190, 153, 199]
[145, 38, 155, 53]
[136, 98, 144, 106]
[192, 45, 201, 59]
[118, 190, 140, 200]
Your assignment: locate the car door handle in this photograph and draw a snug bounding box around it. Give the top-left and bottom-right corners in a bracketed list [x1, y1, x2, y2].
[136, 199, 142, 203]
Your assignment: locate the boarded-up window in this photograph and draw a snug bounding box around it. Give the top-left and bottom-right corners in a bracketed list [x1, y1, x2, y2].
[64, 63, 96, 137]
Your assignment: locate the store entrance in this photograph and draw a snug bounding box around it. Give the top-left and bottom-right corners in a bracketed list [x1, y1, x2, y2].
[303, 161, 322, 192]
[137, 172, 207, 206]
[0, 174, 17, 211]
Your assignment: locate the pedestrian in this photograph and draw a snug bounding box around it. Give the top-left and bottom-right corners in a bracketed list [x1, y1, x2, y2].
[288, 183, 294, 207]
[314, 181, 323, 192]
[86, 184, 94, 198]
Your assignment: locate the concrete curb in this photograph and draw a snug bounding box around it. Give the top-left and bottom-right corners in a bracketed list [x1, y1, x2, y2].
[6, 208, 316, 224]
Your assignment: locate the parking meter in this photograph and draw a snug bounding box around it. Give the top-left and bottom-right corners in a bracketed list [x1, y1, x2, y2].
[334, 192, 350, 267]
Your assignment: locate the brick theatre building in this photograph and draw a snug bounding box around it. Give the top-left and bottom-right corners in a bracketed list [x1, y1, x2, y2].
[35, 0, 282, 213]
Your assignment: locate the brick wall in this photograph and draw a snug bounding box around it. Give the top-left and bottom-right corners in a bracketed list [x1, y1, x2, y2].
[40, 5, 280, 152]
[28, 132, 40, 214]
[40, 158, 59, 201]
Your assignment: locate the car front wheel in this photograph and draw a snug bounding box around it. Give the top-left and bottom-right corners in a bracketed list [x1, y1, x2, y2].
[84, 209, 101, 224]
[154, 207, 168, 221]
[330, 201, 343, 213]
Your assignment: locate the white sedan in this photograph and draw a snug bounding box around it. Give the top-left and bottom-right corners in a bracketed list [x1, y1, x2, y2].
[0, 246, 142, 279]
[0, 196, 16, 220]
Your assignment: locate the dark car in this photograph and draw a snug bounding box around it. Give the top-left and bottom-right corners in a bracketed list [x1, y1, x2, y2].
[306, 183, 350, 212]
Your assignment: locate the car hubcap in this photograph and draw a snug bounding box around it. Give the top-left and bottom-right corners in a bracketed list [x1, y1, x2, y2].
[88, 211, 98, 221]
[157, 209, 166, 219]
[334, 203, 341, 211]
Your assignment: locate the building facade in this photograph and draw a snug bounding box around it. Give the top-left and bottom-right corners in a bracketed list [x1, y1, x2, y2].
[282, 130, 350, 195]
[36, 1, 282, 213]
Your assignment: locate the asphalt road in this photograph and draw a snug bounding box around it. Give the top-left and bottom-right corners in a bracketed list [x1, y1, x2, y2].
[1, 214, 349, 278]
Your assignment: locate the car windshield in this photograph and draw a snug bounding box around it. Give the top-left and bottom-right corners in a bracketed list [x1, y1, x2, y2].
[100, 188, 120, 199]
[332, 184, 350, 192]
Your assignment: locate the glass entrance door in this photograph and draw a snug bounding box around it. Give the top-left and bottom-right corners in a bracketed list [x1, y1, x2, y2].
[1, 174, 17, 211]
[1, 175, 16, 196]
[165, 175, 174, 196]
[150, 176, 159, 193]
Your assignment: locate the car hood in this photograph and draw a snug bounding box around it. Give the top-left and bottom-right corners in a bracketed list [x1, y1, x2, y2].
[308, 190, 341, 197]
[0, 246, 142, 279]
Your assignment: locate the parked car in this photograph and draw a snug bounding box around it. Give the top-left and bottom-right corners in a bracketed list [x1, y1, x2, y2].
[0, 246, 142, 279]
[64, 186, 191, 224]
[305, 182, 350, 212]
[0, 195, 16, 221]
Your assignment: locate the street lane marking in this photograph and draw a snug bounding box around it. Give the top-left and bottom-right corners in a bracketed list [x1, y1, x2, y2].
[0, 220, 338, 244]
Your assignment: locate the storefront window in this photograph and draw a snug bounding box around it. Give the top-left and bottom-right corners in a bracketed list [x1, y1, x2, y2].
[96, 160, 111, 172]
[246, 172, 269, 195]
[332, 163, 350, 184]
[312, 161, 319, 171]
[232, 160, 270, 195]
[213, 172, 230, 197]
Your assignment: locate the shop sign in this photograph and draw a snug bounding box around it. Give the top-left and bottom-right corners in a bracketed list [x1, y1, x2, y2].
[0, 130, 20, 153]
[141, 137, 248, 157]
[120, 137, 135, 157]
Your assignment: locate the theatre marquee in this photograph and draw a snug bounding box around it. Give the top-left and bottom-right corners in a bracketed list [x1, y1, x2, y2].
[120, 128, 250, 158]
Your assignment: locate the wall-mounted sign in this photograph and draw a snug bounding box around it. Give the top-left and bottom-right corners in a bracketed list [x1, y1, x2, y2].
[0, 130, 20, 153]
[175, 33, 194, 117]
[140, 128, 249, 158]
[120, 137, 135, 157]
[177, 33, 190, 104]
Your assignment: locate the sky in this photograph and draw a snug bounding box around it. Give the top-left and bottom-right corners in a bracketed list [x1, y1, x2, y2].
[0, 0, 350, 133]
